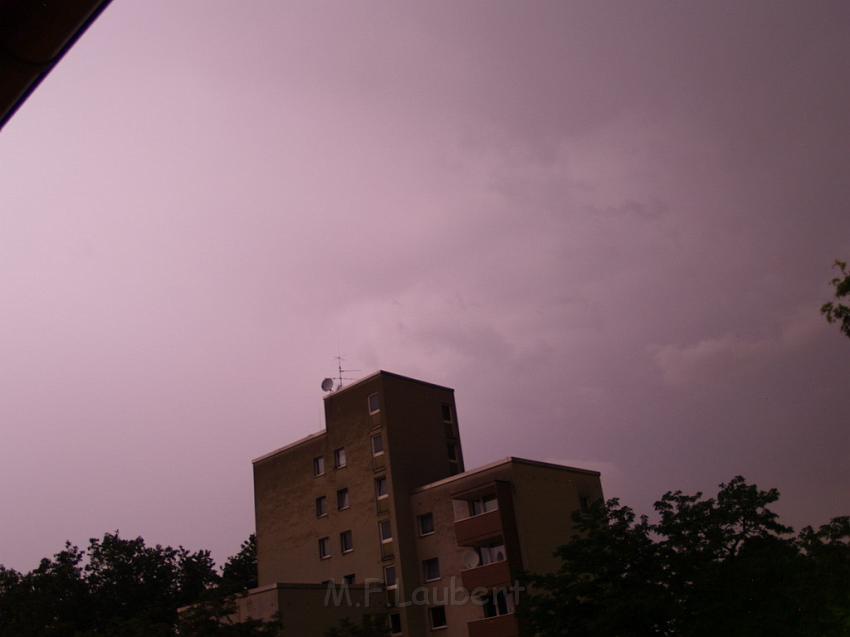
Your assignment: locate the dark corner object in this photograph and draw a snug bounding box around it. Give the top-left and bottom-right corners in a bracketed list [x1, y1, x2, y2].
[0, 0, 112, 131]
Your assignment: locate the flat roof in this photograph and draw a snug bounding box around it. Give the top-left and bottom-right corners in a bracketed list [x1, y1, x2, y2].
[412, 456, 601, 494]
[322, 370, 454, 400]
[252, 429, 326, 465]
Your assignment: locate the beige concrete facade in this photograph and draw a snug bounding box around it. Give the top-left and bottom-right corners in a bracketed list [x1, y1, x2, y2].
[248, 371, 603, 637]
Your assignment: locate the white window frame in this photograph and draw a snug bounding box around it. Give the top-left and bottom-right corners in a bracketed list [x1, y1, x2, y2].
[389, 612, 402, 635]
[418, 512, 435, 536]
[315, 495, 328, 518]
[337, 488, 350, 511]
[482, 589, 514, 618]
[340, 530, 354, 554]
[379, 519, 393, 543]
[368, 392, 380, 414]
[318, 536, 331, 559]
[334, 447, 347, 469]
[423, 557, 441, 582]
[313, 456, 325, 477]
[376, 476, 388, 500]
[469, 495, 498, 517]
[371, 433, 384, 456]
[429, 605, 448, 629]
[384, 564, 397, 590]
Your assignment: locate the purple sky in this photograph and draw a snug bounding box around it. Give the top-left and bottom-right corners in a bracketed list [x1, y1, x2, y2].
[1, 1, 849, 571]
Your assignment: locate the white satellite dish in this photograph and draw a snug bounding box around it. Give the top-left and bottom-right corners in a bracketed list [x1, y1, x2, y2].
[321, 378, 335, 392]
[461, 548, 480, 570]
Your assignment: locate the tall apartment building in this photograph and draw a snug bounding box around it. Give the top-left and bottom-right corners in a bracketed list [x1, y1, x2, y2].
[243, 371, 603, 636]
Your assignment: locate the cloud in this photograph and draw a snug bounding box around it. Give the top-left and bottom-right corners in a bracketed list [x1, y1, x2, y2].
[652, 308, 826, 386]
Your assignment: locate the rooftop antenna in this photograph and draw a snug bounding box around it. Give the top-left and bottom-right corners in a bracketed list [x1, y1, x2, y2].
[333, 354, 359, 391]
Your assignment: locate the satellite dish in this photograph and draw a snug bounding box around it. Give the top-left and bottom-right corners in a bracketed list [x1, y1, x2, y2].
[461, 548, 480, 570]
[321, 378, 335, 392]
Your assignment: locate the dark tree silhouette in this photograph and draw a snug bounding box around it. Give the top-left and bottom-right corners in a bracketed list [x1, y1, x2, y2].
[520, 477, 850, 637]
[0, 532, 276, 637]
[822, 259, 850, 339]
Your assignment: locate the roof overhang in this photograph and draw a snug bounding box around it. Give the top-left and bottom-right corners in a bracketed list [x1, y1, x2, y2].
[0, 0, 112, 130]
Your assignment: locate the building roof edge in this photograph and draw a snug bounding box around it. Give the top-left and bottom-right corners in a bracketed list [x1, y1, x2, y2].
[252, 430, 327, 465]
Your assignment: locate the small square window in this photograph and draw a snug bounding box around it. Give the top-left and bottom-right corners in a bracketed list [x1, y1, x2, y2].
[384, 565, 397, 589]
[423, 557, 440, 582]
[337, 488, 350, 511]
[315, 496, 327, 518]
[334, 447, 347, 469]
[368, 393, 380, 414]
[371, 433, 384, 456]
[418, 512, 435, 536]
[379, 519, 393, 543]
[389, 613, 402, 635]
[313, 456, 325, 477]
[343, 573, 355, 586]
[340, 530, 353, 553]
[429, 605, 447, 629]
[441, 403, 453, 423]
[318, 537, 330, 559]
[375, 476, 388, 499]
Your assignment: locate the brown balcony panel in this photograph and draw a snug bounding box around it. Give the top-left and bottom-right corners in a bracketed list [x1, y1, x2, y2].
[467, 613, 519, 637]
[461, 560, 512, 589]
[454, 510, 502, 546]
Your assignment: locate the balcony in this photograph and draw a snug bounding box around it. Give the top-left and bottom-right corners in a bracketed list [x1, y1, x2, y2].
[454, 509, 502, 546]
[460, 559, 511, 589]
[467, 613, 519, 637]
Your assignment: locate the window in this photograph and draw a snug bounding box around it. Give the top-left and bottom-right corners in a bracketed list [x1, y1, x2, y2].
[368, 392, 380, 414]
[375, 476, 388, 499]
[447, 442, 458, 462]
[418, 512, 434, 536]
[343, 573, 355, 586]
[371, 433, 384, 456]
[340, 530, 353, 553]
[469, 495, 498, 517]
[579, 495, 590, 513]
[313, 456, 325, 477]
[423, 557, 440, 582]
[318, 537, 330, 559]
[478, 541, 506, 565]
[441, 403, 453, 423]
[483, 590, 512, 618]
[429, 605, 447, 629]
[384, 565, 397, 589]
[337, 488, 350, 511]
[334, 447, 347, 469]
[315, 495, 327, 518]
[389, 613, 402, 635]
[379, 519, 393, 543]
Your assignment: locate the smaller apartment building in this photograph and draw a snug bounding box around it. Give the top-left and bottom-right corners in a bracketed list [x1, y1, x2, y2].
[247, 371, 603, 636]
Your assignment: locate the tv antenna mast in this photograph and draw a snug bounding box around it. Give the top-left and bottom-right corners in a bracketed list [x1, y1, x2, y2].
[321, 354, 359, 393]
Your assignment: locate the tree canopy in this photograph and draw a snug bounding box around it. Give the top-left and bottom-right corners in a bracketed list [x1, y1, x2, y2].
[0, 532, 277, 637]
[822, 259, 850, 339]
[520, 477, 850, 637]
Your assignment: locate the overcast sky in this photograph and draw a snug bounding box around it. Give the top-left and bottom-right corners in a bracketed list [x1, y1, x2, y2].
[1, 0, 849, 571]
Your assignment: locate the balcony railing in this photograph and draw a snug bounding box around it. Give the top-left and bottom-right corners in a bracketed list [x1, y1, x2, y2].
[454, 509, 502, 546]
[467, 613, 519, 637]
[460, 559, 512, 589]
